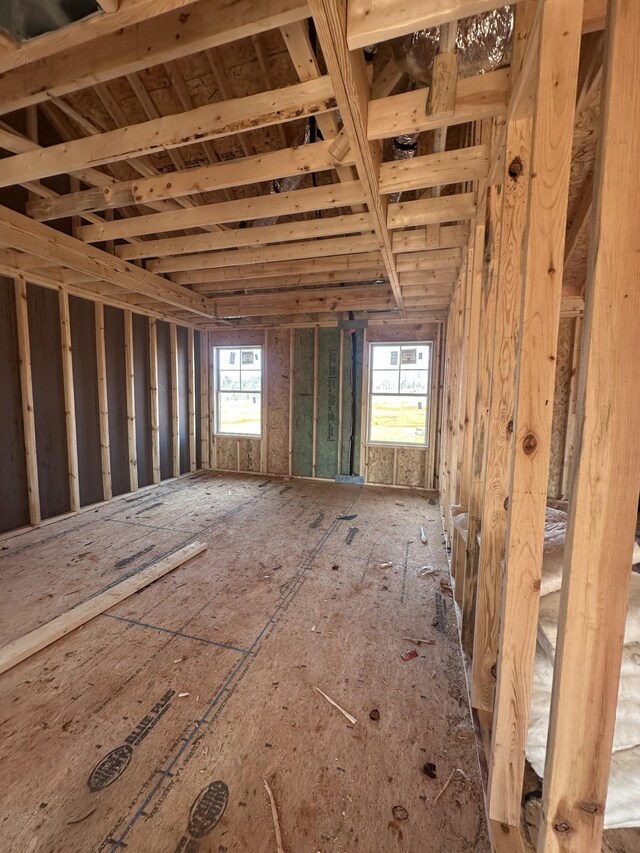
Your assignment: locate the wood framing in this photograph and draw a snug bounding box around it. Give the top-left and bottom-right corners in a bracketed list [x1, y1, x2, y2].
[488, 0, 583, 826]
[58, 290, 80, 513]
[14, 278, 40, 525]
[123, 310, 139, 492]
[95, 302, 113, 502]
[539, 2, 640, 848]
[149, 318, 161, 484]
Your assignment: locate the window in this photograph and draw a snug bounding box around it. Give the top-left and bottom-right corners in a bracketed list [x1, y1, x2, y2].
[214, 346, 263, 437]
[367, 342, 431, 446]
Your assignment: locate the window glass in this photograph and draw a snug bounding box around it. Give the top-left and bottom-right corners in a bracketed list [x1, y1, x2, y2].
[215, 346, 262, 436]
[368, 342, 432, 446]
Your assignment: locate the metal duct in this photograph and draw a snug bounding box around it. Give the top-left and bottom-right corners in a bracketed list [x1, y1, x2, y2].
[251, 120, 313, 227]
[389, 134, 418, 204]
[0, 0, 101, 42]
[392, 6, 513, 87]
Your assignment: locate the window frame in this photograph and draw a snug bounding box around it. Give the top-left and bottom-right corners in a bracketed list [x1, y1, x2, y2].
[366, 340, 432, 449]
[213, 344, 263, 439]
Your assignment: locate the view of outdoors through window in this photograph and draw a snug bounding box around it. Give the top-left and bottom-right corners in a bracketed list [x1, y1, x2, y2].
[368, 343, 431, 445]
[215, 346, 262, 436]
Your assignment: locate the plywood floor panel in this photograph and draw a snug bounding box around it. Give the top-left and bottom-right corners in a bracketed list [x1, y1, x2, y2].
[0, 474, 489, 853]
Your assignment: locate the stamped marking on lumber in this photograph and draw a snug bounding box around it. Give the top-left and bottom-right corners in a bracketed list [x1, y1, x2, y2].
[174, 780, 229, 851]
[88, 690, 175, 791]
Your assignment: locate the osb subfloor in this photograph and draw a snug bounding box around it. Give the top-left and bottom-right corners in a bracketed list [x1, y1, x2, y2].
[0, 473, 489, 853]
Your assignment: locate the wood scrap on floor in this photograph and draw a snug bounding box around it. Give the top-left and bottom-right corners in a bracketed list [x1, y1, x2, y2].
[0, 540, 207, 675]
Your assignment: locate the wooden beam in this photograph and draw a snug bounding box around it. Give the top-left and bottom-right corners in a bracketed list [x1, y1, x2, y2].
[379, 145, 488, 196]
[307, 0, 403, 307]
[539, 2, 640, 849]
[172, 253, 383, 285]
[427, 50, 458, 119]
[124, 310, 138, 492]
[211, 284, 394, 317]
[488, 0, 583, 826]
[347, 0, 522, 49]
[188, 328, 196, 472]
[348, 0, 605, 50]
[31, 137, 349, 223]
[200, 332, 210, 468]
[388, 192, 476, 229]
[0, 541, 207, 675]
[0, 78, 335, 187]
[149, 318, 161, 484]
[14, 278, 40, 525]
[396, 249, 462, 273]
[116, 213, 374, 261]
[393, 224, 468, 253]
[78, 181, 366, 243]
[170, 324, 180, 479]
[148, 234, 379, 274]
[0, 0, 310, 114]
[192, 267, 387, 295]
[0, 205, 215, 318]
[368, 68, 509, 141]
[59, 290, 80, 513]
[95, 303, 112, 502]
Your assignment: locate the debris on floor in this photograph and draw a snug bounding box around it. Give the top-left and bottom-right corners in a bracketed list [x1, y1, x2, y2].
[421, 763, 437, 779]
[380, 561, 393, 569]
[403, 636, 435, 645]
[434, 768, 468, 804]
[263, 779, 285, 853]
[401, 649, 419, 661]
[314, 686, 357, 725]
[392, 805, 409, 821]
[418, 566, 438, 577]
[420, 527, 428, 544]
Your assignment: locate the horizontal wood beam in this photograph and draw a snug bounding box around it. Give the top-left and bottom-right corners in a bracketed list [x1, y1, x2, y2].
[29, 138, 354, 221]
[0, 0, 310, 114]
[396, 250, 461, 272]
[379, 145, 489, 195]
[398, 269, 460, 287]
[0, 78, 335, 187]
[171, 252, 384, 285]
[348, 0, 605, 50]
[0, 205, 215, 318]
[191, 268, 387, 294]
[392, 224, 468, 253]
[347, 0, 522, 49]
[77, 181, 366, 242]
[387, 192, 476, 229]
[368, 68, 509, 141]
[148, 234, 379, 273]
[116, 213, 374, 260]
[212, 284, 394, 317]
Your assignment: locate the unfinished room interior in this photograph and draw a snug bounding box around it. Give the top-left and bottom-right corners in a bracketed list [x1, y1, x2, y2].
[0, 0, 638, 850]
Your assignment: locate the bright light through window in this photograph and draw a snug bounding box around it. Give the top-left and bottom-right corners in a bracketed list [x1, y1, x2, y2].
[368, 342, 431, 446]
[215, 346, 262, 437]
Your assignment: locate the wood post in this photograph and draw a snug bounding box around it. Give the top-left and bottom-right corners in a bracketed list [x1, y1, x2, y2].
[470, 0, 538, 713]
[95, 302, 112, 501]
[312, 327, 319, 478]
[461, 187, 501, 653]
[148, 317, 161, 484]
[539, 1, 640, 848]
[560, 317, 582, 499]
[199, 331, 210, 469]
[123, 309, 138, 492]
[14, 278, 40, 525]
[170, 323, 180, 478]
[488, 0, 583, 826]
[187, 327, 196, 472]
[58, 290, 80, 512]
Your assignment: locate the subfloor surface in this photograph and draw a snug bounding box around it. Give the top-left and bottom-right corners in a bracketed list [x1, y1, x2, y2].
[0, 473, 489, 852]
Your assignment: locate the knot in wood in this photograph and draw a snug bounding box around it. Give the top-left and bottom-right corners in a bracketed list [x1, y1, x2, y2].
[507, 419, 514, 434]
[508, 157, 523, 180]
[522, 433, 537, 455]
[580, 802, 599, 814]
[554, 822, 571, 834]
[503, 497, 509, 511]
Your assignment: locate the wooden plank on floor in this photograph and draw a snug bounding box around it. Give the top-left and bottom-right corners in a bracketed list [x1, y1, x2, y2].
[0, 541, 207, 675]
